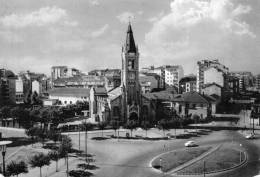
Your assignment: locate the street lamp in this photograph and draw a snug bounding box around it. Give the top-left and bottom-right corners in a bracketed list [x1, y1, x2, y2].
[240, 144, 243, 163]
[0, 141, 12, 176]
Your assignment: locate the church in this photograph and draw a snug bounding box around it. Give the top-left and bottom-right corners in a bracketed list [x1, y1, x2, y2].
[88, 23, 156, 124]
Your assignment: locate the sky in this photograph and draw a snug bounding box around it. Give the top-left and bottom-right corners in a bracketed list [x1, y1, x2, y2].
[0, 0, 259, 76]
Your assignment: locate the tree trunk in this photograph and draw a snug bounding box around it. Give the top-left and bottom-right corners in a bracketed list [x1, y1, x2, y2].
[40, 167, 42, 177]
[85, 131, 88, 157]
[56, 160, 58, 172]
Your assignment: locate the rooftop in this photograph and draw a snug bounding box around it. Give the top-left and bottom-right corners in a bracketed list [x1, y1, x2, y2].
[48, 88, 90, 97]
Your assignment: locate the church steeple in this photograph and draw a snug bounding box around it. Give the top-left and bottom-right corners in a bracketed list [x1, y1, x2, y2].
[125, 23, 136, 53]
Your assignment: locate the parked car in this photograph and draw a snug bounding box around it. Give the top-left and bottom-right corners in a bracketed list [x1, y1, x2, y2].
[185, 141, 197, 147]
[245, 133, 255, 139]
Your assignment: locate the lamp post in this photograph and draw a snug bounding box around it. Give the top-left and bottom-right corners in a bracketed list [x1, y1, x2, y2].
[240, 144, 242, 163]
[0, 141, 12, 176]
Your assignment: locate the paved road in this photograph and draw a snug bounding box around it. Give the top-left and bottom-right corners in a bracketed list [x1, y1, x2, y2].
[91, 130, 260, 177]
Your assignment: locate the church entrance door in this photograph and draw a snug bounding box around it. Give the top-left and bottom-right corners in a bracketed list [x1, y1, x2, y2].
[129, 112, 138, 121]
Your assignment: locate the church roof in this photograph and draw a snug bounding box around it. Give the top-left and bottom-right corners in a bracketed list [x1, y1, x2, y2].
[48, 88, 90, 97]
[125, 23, 136, 53]
[108, 87, 122, 100]
[93, 87, 107, 96]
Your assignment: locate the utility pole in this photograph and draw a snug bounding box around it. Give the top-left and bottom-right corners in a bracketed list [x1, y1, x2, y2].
[78, 125, 81, 151]
[203, 161, 206, 177]
[253, 116, 255, 134]
[66, 153, 69, 177]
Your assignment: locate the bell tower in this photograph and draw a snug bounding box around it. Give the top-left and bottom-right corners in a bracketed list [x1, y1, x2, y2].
[121, 23, 141, 121]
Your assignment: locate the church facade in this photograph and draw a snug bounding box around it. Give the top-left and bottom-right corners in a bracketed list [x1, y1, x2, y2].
[89, 23, 156, 124]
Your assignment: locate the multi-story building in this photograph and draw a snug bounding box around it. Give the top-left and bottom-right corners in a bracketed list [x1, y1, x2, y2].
[51, 66, 81, 81]
[226, 75, 240, 97]
[139, 74, 159, 93]
[230, 71, 254, 92]
[0, 69, 17, 105]
[164, 65, 184, 88]
[179, 75, 196, 94]
[15, 76, 24, 104]
[19, 70, 49, 99]
[257, 74, 260, 90]
[53, 75, 108, 89]
[89, 69, 121, 91]
[141, 65, 184, 89]
[141, 66, 164, 88]
[196, 59, 229, 93]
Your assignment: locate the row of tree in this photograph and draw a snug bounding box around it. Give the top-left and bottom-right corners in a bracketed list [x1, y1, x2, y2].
[4, 135, 72, 177]
[0, 101, 88, 129]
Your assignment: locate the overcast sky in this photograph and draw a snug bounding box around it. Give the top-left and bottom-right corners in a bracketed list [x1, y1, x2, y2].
[0, 0, 259, 76]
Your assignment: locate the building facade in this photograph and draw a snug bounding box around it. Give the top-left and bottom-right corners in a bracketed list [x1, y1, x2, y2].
[179, 75, 196, 94]
[51, 66, 81, 81]
[46, 88, 90, 106]
[196, 59, 229, 93]
[0, 69, 17, 105]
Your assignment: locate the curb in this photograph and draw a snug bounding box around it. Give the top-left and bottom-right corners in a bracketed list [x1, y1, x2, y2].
[175, 148, 248, 176]
[168, 144, 222, 174]
[149, 145, 217, 174]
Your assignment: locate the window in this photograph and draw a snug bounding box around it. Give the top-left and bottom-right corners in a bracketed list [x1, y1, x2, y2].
[70, 101, 72, 104]
[64, 101, 67, 104]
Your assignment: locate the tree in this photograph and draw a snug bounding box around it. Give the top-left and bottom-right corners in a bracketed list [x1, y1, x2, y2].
[59, 135, 72, 158]
[141, 120, 151, 138]
[157, 119, 169, 137]
[31, 91, 40, 105]
[124, 120, 138, 137]
[39, 108, 50, 129]
[29, 108, 40, 126]
[25, 127, 39, 143]
[110, 120, 119, 137]
[0, 106, 11, 127]
[97, 122, 107, 137]
[47, 129, 60, 145]
[6, 160, 28, 177]
[29, 153, 50, 177]
[81, 123, 94, 156]
[48, 150, 60, 172]
[10, 106, 20, 127]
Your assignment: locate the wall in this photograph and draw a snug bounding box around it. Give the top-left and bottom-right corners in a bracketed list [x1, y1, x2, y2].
[203, 85, 222, 97]
[49, 95, 88, 106]
[204, 68, 224, 87]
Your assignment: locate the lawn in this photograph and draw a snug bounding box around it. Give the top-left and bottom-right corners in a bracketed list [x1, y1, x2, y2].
[177, 143, 245, 175]
[151, 146, 211, 172]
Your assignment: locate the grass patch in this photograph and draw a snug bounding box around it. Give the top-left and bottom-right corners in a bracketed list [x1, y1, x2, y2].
[177, 143, 245, 175]
[3, 137, 33, 147]
[152, 146, 211, 172]
[91, 137, 110, 140]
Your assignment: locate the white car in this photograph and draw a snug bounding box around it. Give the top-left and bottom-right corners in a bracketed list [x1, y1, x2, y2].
[245, 133, 255, 139]
[185, 141, 197, 147]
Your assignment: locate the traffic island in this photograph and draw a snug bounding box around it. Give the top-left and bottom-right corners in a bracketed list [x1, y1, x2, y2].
[175, 142, 247, 175]
[151, 146, 212, 172]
